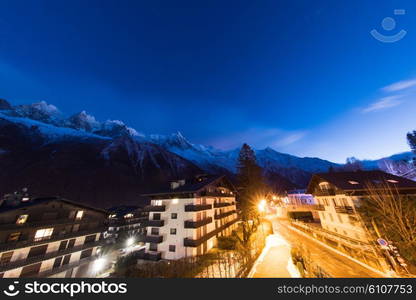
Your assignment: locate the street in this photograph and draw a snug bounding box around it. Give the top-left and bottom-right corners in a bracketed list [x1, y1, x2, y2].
[249, 217, 383, 278]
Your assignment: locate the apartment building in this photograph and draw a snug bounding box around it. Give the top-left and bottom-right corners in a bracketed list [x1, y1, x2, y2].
[0, 196, 107, 278]
[307, 170, 416, 243]
[106, 205, 148, 244]
[142, 175, 238, 260]
[277, 189, 319, 221]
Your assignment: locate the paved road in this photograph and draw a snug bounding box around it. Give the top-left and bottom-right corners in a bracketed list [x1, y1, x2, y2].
[274, 219, 383, 278]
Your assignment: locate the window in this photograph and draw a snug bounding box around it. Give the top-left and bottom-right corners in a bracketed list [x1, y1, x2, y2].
[343, 230, 348, 236]
[75, 210, 84, 220]
[58, 240, 68, 251]
[328, 214, 334, 222]
[169, 245, 176, 252]
[170, 228, 177, 235]
[20, 262, 41, 277]
[80, 249, 92, 259]
[151, 228, 159, 235]
[62, 254, 71, 265]
[53, 257, 63, 269]
[16, 214, 28, 225]
[348, 181, 359, 185]
[171, 213, 177, 219]
[28, 245, 48, 258]
[333, 227, 338, 233]
[338, 215, 343, 223]
[34, 228, 53, 242]
[0, 252, 13, 264]
[7, 232, 21, 242]
[154, 200, 163, 206]
[153, 213, 161, 220]
[149, 243, 158, 251]
[67, 239, 76, 249]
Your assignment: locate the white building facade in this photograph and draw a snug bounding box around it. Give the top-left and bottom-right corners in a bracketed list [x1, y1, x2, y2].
[143, 175, 238, 260]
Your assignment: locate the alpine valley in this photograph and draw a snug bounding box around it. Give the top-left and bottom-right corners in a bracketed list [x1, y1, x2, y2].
[0, 99, 413, 208]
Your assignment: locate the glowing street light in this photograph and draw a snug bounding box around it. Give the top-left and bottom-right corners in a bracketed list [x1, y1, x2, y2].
[126, 237, 135, 247]
[258, 199, 266, 212]
[93, 257, 107, 273]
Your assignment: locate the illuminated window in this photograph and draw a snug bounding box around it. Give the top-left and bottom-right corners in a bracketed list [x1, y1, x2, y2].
[348, 181, 359, 185]
[75, 210, 84, 220]
[7, 232, 21, 242]
[172, 198, 178, 204]
[170, 228, 177, 235]
[16, 214, 28, 225]
[108, 214, 116, 219]
[154, 200, 163, 206]
[124, 213, 133, 219]
[387, 179, 399, 184]
[34, 228, 53, 242]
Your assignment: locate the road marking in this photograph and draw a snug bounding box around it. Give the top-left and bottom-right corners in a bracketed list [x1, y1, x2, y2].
[286, 224, 389, 278]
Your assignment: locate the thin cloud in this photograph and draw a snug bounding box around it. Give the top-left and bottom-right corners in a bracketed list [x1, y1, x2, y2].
[362, 96, 403, 113]
[209, 128, 306, 150]
[382, 78, 416, 92]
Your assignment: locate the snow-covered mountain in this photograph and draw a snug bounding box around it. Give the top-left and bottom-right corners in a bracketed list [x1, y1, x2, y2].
[0, 98, 413, 205]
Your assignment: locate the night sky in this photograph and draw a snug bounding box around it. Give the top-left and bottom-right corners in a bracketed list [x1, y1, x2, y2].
[1, 0, 416, 162]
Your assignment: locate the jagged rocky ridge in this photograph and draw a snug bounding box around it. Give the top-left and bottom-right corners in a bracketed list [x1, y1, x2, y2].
[0, 99, 414, 207]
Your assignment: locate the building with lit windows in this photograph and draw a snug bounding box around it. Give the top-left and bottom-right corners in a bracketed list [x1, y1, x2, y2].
[0, 196, 107, 278]
[307, 170, 416, 243]
[106, 205, 148, 244]
[142, 175, 238, 260]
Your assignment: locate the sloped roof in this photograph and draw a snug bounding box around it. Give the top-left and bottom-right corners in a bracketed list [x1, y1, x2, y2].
[142, 174, 236, 196]
[0, 196, 108, 214]
[307, 170, 416, 194]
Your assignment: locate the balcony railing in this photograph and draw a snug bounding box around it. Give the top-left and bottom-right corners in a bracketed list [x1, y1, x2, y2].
[144, 251, 161, 261]
[184, 218, 239, 247]
[145, 220, 164, 227]
[335, 206, 355, 214]
[313, 205, 325, 211]
[0, 227, 105, 253]
[199, 191, 234, 197]
[144, 205, 166, 212]
[145, 235, 163, 243]
[0, 239, 104, 272]
[314, 189, 336, 196]
[184, 217, 212, 229]
[184, 204, 212, 212]
[214, 210, 236, 220]
[213, 202, 233, 208]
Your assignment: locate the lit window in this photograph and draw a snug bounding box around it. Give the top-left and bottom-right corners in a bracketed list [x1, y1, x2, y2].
[387, 179, 399, 184]
[7, 232, 21, 242]
[154, 200, 163, 206]
[16, 215, 28, 225]
[108, 214, 116, 219]
[172, 198, 179, 204]
[34, 228, 53, 241]
[124, 213, 133, 219]
[348, 181, 359, 185]
[75, 210, 84, 220]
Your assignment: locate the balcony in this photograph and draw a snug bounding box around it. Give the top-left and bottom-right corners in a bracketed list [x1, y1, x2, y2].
[199, 191, 234, 197]
[144, 251, 161, 261]
[0, 239, 104, 273]
[213, 202, 233, 208]
[184, 217, 212, 228]
[184, 204, 212, 212]
[214, 210, 236, 220]
[335, 206, 355, 214]
[145, 220, 164, 227]
[144, 205, 166, 212]
[314, 189, 336, 196]
[313, 205, 325, 211]
[145, 235, 163, 243]
[184, 218, 239, 247]
[0, 227, 105, 253]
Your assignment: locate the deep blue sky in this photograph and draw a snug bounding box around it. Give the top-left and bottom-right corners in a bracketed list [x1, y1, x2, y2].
[1, 0, 416, 162]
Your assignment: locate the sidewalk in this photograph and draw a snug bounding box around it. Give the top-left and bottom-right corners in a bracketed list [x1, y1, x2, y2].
[248, 230, 300, 278]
